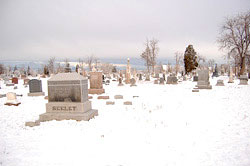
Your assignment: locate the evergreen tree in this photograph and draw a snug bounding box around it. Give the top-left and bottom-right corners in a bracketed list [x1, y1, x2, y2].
[184, 45, 198, 74]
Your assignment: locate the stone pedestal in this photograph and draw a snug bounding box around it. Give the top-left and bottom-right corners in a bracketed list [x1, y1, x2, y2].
[216, 80, 224, 86]
[88, 89, 105, 94]
[39, 101, 98, 122]
[239, 75, 248, 85]
[28, 92, 45, 96]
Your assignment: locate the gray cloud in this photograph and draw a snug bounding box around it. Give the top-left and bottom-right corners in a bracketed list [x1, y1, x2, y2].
[0, 0, 249, 61]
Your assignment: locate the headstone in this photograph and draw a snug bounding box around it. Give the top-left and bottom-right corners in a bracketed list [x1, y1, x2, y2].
[23, 79, 30, 85]
[166, 76, 178, 84]
[97, 96, 109, 99]
[163, 74, 166, 81]
[130, 78, 136, 87]
[12, 77, 18, 84]
[154, 79, 159, 84]
[239, 75, 248, 85]
[118, 77, 124, 86]
[21, 75, 26, 79]
[26, 73, 98, 127]
[216, 79, 225, 86]
[4, 92, 21, 106]
[106, 101, 115, 105]
[145, 74, 150, 81]
[88, 71, 105, 94]
[193, 76, 198, 82]
[195, 70, 212, 89]
[114, 95, 123, 99]
[228, 67, 234, 83]
[159, 78, 164, 85]
[139, 74, 142, 81]
[28, 79, 45, 96]
[212, 64, 219, 77]
[124, 101, 132, 105]
[155, 73, 159, 78]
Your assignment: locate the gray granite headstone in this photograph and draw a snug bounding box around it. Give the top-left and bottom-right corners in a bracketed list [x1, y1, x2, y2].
[29, 79, 43, 93]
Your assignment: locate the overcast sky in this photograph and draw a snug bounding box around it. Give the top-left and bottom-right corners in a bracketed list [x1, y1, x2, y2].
[0, 0, 249, 61]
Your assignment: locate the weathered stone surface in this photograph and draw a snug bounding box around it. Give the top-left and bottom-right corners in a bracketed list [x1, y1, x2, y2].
[239, 75, 248, 85]
[6, 83, 14, 86]
[29, 79, 43, 93]
[106, 101, 115, 105]
[97, 96, 109, 99]
[5, 92, 21, 106]
[28, 92, 45, 96]
[88, 96, 93, 99]
[192, 89, 199, 92]
[23, 79, 30, 85]
[25, 120, 40, 127]
[195, 70, 212, 89]
[130, 78, 136, 87]
[88, 89, 105, 94]
[193, 76, 198, 82]
[154, 80, 159, 84]
[118, 78, 124, 86]
[89, 72, 105, 94]
[114, 95, 123, 99]
[159, 78, 164, 84]
[216, 80, 225, 86]
[48, 73, 88, 102]
[124, 101, 132, 105]
[12, 77, 18, 84]
[166, 76, 178, 84]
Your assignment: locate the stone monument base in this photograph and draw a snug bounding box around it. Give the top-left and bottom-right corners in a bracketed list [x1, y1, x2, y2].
[25, 101, 98, 127]
[88, 89, 105, 94]
[39, 110, 98, 122]
[239, 75, 248, 85]
[28, 92, 45, 96]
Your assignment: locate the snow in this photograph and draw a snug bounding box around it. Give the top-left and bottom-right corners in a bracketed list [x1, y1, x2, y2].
[0, 76, 250, 166]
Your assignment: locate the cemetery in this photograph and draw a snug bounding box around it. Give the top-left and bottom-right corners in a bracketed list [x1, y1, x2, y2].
[0, 2, 250, 166]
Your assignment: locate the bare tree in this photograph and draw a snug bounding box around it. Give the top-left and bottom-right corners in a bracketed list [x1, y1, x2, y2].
[86, 55, 94, 71]
[174, 51, 183, 75]
[48, 57, 56, 74]
[140, 38, 159, 74]
[150, 38, 159, 73]
[217, 12, 250, 75]
[0, 64, 4, 74]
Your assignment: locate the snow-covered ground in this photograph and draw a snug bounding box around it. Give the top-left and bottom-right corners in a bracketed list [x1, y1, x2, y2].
[0, 76, 250, 166]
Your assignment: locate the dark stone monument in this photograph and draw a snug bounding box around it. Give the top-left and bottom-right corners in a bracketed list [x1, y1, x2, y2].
[193, 76, 198, 82]
[28, 79, 45, 96]
[166, 76, 178, 84]
[212, 64, 219, 77]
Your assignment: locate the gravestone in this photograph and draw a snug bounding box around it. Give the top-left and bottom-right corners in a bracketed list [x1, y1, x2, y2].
[163, 74, 166, 81]
[28, 79, 45, 96]
[4, 77, 10, 84]
[139, 74, 142, 80]
[88, 71, 105, 94]
[130, 78, 136, 87]
[145, 74, 150, 81]
[118, 77, 124, 86]
[26, 73, 98, 127]
[216, 79, 224, 86]
[12, 77, 18, 84]
[23, 79, 30, 85]
[155, 73, 159, 78]
[212, 64, 219, 77]
[166, 76, 178, 84]
[159, 78, 164, 84]
[154, 79, 159, 84]
[4, 92, 21, 106]
[195, 70, 212, 89]
[239, 75, 248, 85]
[228, 67, 234, 83]
[193, 76, 198, 82]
